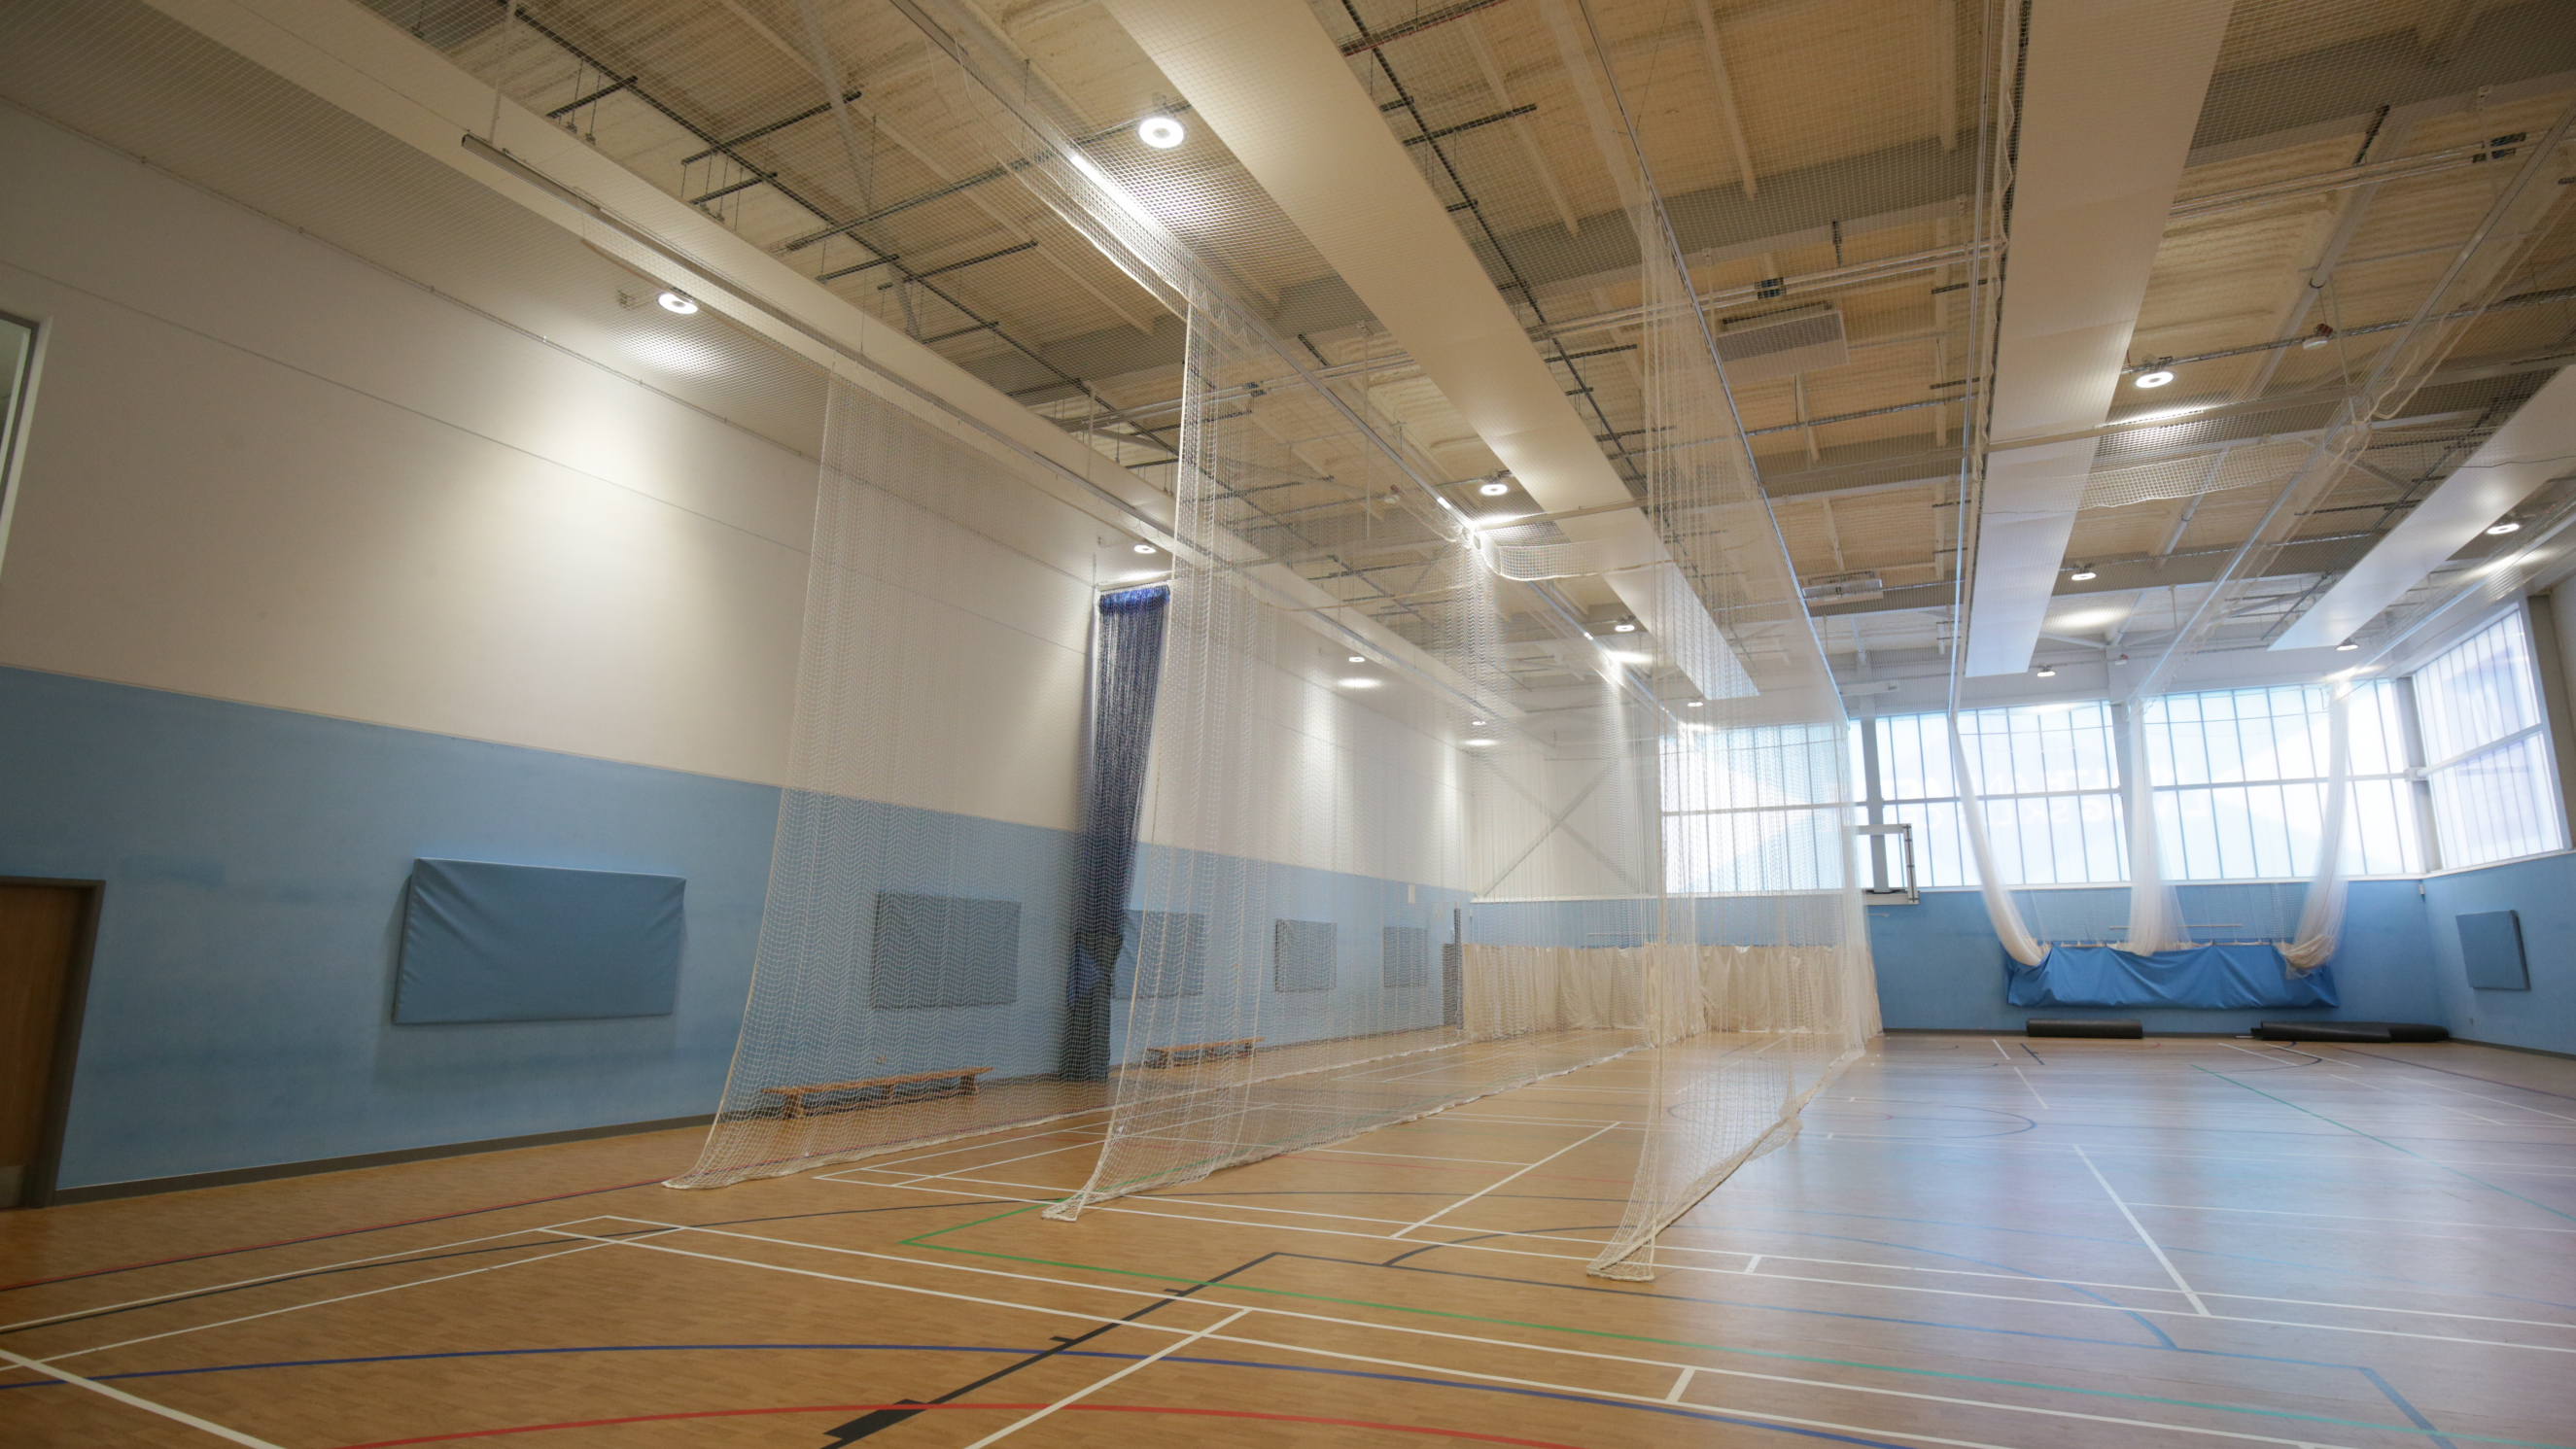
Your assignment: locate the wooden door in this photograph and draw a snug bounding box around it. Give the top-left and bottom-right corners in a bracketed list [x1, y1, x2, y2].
[0, 883, 85, 1207]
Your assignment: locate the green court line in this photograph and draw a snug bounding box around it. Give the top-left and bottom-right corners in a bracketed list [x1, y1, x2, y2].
[2192, 1064, 2576, 1225]
[889, 1199, 2565, 1449]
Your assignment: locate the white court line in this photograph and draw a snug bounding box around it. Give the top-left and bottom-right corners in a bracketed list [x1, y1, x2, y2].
[1802, 1131, 2576, 1176]
[883, 1138, 1105, 1186]
[2216, 1047, 2509, 1125]
[1189, 1327, 2348, 1449]
[2328, 1065, 2576, 1124]
[955, 1306, 1252, 1448]
[854, 1118, 1112, 1169]
[2126, 1201, 2576, 1233]
[1664, 1364, 1698, 1401]
[580, 1216, 2391, 1449]
[0, 1224, 572, 1337]
[2075, 1147, 2208, 1316]
[37, 1236, 621, 1364]
[818, 1132, 2576, 1339]
[1389, 1123, 1621, 1240]
[1300, 1147, 1536, 1167]
[0, 1345, 287, 1447]
[2010, 1067, 2052, 1110]
[816, 1174, 2576, 1344]
[1434, 1111, 1631, 1128]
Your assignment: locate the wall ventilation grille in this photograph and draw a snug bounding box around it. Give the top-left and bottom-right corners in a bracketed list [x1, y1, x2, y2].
[1715, 304, 1849, 383]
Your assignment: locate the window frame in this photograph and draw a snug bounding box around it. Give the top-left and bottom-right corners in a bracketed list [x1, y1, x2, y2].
[0, 309, 43, 579]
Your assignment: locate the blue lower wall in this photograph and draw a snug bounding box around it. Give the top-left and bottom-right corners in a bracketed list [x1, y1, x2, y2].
[2424, 853, 2576, 1054]
[15, 657, 2569, 1191]
[0, 666, 1470, 1190]
[1866, 882, 2444, 1035]
[0, 667, 781, 1190]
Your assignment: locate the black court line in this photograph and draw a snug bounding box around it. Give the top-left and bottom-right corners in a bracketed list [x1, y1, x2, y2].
[2, 1204, 1010, 1343]
[0, 1176, 678, 1295]
[814, 1263, 1239, 1445]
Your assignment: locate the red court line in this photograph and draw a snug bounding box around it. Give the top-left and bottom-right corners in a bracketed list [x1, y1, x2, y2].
[0, 1178, 674, 1294]
[1279, 1154, 1629, 1186]
[336, 1401, 1592, 1448]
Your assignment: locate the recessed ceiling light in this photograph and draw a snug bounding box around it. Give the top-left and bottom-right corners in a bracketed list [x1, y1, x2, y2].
[2488, 521, 2523, 535]
[1470, 719, 1486, 726]
[2035, 665, 2058, 678]
[1348, 655, 1366, 663]
[1340, 676, 1380, 688]
[1613, 621, 1638, 633]
[2133, 367, 2175, 389]
[656, 291, 699, 315]
[1479, 480, 1511, 497]
[2069, 566, 2097, 581]
[1132, 542, 1157, 554]
[1686, 701, 1703, 708]
[1463, 738, 1497, 746]
[1137, 115, 1185, 149]
[2335, 641, 2359, 651]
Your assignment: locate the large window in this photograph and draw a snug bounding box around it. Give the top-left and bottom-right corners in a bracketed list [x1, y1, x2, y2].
[1661, 721, 1850, 892]
[2415, 612, 2566, 868]
[2147, 683, 2419, 880]
[1655, 609, 2572, 894]
[1875, 704, 2125, 886]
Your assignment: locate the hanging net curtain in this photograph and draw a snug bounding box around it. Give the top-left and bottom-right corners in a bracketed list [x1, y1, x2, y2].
[1561, 0, 1879, 1280]
[650, 0, 1880, 1238]
[671, 377, 1126, 1188]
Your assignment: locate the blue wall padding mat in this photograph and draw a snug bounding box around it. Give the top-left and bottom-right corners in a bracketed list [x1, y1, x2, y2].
[396, 859, 685, 1023]
[1382, 925, 1431, 988]
[872, 892, 1022, 1008]
[2006, 943, 2337, 1009]
[1274, 918, 1338, 992]
[2457, 910, 2530, 989]
[1115, 909, 1206, 1000]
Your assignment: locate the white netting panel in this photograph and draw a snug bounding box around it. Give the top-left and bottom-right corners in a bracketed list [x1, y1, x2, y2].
[1565, 0, 1880, 1281]
[671, 378, 1120, 1187]
[1046, 288, 1660, 1216]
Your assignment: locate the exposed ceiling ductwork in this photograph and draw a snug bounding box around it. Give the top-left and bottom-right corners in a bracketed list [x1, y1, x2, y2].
[2274, 366, 2576, 652]
[1962, 0, 2234, 676]
[1096, 0, 1757, 699]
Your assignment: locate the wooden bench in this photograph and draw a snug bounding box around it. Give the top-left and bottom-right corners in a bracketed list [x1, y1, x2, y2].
[1143, 1038, 1262, 1069]
[762, 1067, 992, 1118]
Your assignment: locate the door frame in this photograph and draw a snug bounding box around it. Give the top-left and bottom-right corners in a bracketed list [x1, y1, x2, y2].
[4, 877, 102, 1208]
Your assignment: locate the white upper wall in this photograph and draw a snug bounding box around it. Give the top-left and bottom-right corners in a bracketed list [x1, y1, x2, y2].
[0, 107, 1471, 881]
[0, 108, 820, 785]
[0, 108, 1114, 829]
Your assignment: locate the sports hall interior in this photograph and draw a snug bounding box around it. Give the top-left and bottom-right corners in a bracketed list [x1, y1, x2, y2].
[2, 0, 2575, 1446]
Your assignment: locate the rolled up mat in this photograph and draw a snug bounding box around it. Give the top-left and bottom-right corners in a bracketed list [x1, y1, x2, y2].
[2027, 1018, 2142, 1039]
[2256, 1020, 2450, 1043]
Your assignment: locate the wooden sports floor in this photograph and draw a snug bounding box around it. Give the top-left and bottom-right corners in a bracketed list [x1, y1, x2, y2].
[4, 1033, 2573, 1449]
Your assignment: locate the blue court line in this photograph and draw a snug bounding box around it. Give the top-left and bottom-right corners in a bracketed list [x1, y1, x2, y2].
[1709, 1207, 2576, 1318]
[2332, 1049, 2576, 1104]
[2193, 1066, 2576, 1225]
[0, 1340, 2549, 1449]
[1362, 1236, 2498, 1448]
[0, 1341, 1921, 1449]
